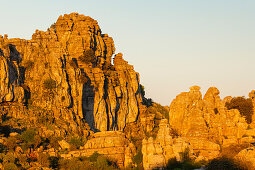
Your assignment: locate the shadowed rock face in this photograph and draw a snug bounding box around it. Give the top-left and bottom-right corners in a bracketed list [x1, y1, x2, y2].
[0, 13, 143, 132]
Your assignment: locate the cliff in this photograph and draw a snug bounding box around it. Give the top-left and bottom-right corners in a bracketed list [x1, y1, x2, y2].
[0, 13, 143, 132]
[1, 13, 255, 170]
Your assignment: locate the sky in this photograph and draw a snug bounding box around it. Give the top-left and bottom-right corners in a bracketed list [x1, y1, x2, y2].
[0, 0, 255, 105]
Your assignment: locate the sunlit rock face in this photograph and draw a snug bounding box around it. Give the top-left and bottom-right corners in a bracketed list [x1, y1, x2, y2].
[167, 86, 250, 162]
[0, 13, 143, 132]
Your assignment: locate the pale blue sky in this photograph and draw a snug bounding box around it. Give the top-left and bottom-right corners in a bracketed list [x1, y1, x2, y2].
[1, 0, 255, 105]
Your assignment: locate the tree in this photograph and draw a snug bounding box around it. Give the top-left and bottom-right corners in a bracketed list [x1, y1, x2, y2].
[79, 49, 96, 65]
[225, 97, 253, 124]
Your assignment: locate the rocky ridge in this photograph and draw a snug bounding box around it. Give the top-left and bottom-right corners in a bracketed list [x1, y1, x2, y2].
[0, 13, 255, 170]
[0, 13, 142, 132]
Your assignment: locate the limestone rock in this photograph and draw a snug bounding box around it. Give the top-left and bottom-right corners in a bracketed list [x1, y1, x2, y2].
[58, 140, 70, 150]
[61, 131, 135, 168]
[142, 119, 193, 170]
[235, 147, 255, 169]
[0, 13, 143, 132]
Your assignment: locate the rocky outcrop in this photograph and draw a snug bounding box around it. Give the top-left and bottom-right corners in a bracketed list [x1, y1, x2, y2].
[0, 13, 143, 132]
[60, 131, 136, 168]
[168, 86, 250, 159]
[235, 147, 255, 169]
[142, 119, 193, 170]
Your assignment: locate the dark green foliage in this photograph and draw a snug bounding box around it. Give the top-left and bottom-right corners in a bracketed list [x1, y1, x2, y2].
[205, 157, 242, 170]
[50, 22, 56, 29]
[140, 84, 145, 97]
[132, 147, 143, 166]
[6, 136, 18, 151]
[43, 78, 56, 90]
[146, 103, 169, 120]
[139, 84, 153, 107]
[3, 152, 16, 164]
[79, 49, 96, 64]
[48, 136, 61, 150]
[37, 152, 50, 167]
[225, 97, 253, 123]
[96, 155, 109, 169]
[21, 129, 36, 144]
[49, 156, 59, 169]
[69, 136, 85, 150]
[3, 163, 18, 170]
[59, 157, 94, 170]
[88, 152, 101, 162]
[164, 158, 202, 170]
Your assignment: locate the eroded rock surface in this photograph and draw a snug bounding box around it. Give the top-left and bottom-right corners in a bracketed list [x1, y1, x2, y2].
[0, 13, 142, 132]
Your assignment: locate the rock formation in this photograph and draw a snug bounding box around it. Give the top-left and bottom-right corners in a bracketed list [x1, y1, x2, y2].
[0, 13, 142, 132]
[168, 86, 252, 160]
[142, 119, 192, 170]
[1, 12, 255, 170]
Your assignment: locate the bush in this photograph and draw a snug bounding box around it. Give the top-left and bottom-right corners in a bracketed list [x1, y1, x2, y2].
[49, 156, 59, 169]
[206, 157, 242, 170]
[165, 158, 202, 170]
[6, 136, 18, 151]
[34, 135, 42, 148]
[140, 84, 153, 107]
[225, 97, 253, 123]
[43, 78, 56, 90]
[132, 147, 143, 166]
[3, 163, 18, 170]
[69, 136, 85, 150]
[79, 49, 96, 64]
[96, 156, 109, 169]
[37, 152, 50, 167]
[3, 152, 16, 164]
[59, 157, 95, 169]
[21, 129, 36, 144]
[48, 136, 61, 150]
[88, 152, 101, 162]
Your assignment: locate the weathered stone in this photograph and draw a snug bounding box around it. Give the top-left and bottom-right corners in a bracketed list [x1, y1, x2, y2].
[0, 13, 143, 132]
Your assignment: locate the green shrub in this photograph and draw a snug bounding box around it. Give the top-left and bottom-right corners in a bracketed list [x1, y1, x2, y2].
[206, 157, 242, 170]
[37, 152, 50, 167]
[3, 152, 16, 164]
[3, 163, 18, 170]
[140, 84, 145, 97]
[165, 158, 201, 170]
[88, 152, 100, 162]
[139, 84, 153, 107]
[21, 129, 36, 144]
[96, 155, 109, 169]
[43, 78, 56, 90]
[132, 147, 143, 166]
[69, 136, 85, 150]
[48, 136, 61, 150]
[79, 49, 96, 64]
[59, 157, 95, 170]
[6, 136, 18, 151]
[34, 135, 42, 148]
[49, 156, 59, 169]
[225, 97, 253, 123]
